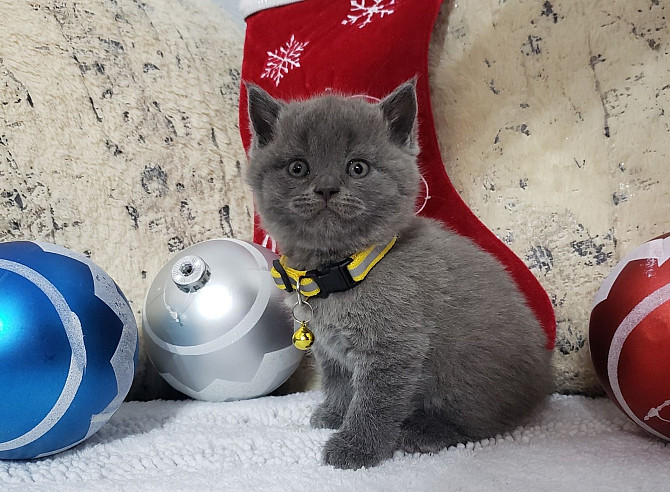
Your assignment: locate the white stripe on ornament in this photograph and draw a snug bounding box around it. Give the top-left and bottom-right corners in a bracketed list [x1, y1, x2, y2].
[160, 343, 301, 401]
[34, 435, 89, 459]
[607, 282, 670, 441]
[36, 242, 138, 430]
[33, 405, 117, 457]
[592, 236, 670, 309]
[239, 0, 306, 18]
[0, 260, 86, 451]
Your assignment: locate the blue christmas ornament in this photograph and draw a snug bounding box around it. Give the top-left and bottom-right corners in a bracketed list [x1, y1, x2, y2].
[0, 241, 138, 460]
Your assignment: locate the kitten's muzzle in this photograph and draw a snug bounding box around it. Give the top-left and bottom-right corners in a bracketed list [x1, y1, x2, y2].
[313, 176, 341, 203]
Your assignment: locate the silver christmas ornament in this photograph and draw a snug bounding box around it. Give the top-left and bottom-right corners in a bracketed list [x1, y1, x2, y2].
[142, 239, 303, 402]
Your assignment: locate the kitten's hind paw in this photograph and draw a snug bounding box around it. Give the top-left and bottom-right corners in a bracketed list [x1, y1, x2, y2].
[398, 429, 457, 454]
[398, 418, 470, 454]
[310, 404, 345, 429]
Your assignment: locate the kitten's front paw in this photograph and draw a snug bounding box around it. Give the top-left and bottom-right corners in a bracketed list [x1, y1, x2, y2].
[322, 430, 391, 470]
[310, 404, 344, 430]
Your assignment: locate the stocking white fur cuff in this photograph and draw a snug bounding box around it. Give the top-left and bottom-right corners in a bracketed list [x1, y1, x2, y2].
[239, 0, 306, 18]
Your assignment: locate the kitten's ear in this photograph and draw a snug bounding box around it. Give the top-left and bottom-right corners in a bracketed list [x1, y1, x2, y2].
[379, 79, 418, 148]
[246, 83, 284, 147]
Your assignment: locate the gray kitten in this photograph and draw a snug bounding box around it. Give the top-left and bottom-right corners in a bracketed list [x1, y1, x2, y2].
[245, 81, 552, 470]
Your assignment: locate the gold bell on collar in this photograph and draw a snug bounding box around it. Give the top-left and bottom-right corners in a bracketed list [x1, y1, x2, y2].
[292, 322, 315, 350]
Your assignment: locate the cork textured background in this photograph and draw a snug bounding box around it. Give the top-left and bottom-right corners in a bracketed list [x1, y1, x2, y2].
[431, 0, 670, 393]
[0, 0, 252, 399]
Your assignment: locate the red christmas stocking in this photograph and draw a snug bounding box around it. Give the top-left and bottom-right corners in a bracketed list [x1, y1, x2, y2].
[238, 0, 555, 349]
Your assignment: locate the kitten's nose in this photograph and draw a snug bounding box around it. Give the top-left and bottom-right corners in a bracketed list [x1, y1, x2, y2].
[314, 178, 340, 202]
[314, 187, 340, 202]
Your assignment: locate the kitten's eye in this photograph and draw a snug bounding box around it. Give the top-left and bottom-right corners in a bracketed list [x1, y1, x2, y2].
[346, 159, 370, 179]
[287, 159, 310, 178]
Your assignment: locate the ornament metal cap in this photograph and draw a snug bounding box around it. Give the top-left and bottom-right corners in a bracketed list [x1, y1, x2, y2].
[171, 255, 211, 292]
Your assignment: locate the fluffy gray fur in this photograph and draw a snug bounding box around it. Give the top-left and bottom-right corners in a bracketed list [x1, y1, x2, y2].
[245, 81, 553, 470]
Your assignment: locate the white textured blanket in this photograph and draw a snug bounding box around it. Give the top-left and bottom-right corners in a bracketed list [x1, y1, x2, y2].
[1, 392, 668, 491]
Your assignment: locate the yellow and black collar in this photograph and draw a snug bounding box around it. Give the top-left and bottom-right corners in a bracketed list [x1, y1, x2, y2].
[271, 236, 397, 298]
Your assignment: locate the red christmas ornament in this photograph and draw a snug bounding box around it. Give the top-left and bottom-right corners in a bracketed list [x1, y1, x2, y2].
[590, 233, 670, 440]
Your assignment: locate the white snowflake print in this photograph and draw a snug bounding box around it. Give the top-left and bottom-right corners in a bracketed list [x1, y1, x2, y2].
[342, 0, 396, 29]
[261, 35, 309, 87]
[645, 399, 670, 423]
[261, 234, 278, 253]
